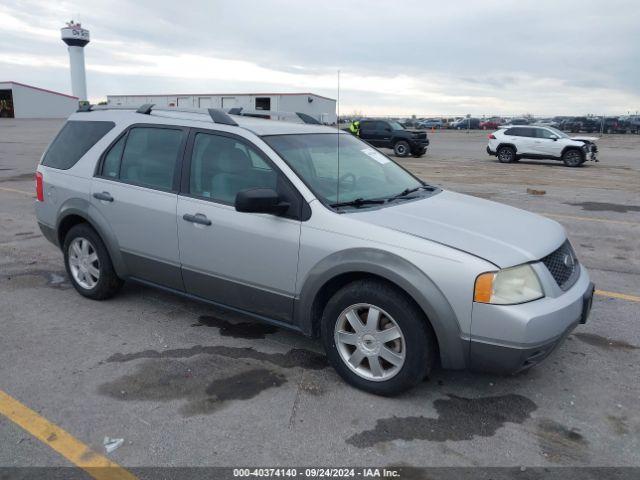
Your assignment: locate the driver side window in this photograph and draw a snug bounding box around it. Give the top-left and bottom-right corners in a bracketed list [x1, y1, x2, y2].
[536, 129, 556, 139]
[189, 133, 278, 204]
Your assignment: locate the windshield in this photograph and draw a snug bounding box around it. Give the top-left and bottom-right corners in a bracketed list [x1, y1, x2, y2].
[263, 133, 423, 207]
[547, 127, 569, 138]
[388, 121, 405, 130]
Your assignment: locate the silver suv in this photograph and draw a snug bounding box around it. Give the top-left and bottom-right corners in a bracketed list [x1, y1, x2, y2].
[35, 106, 595, 395]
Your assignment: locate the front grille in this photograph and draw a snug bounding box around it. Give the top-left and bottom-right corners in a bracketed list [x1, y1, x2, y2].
[541, 241, 579, 290]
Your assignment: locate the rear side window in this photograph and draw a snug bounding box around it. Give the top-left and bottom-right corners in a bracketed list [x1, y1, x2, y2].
[359, 121, 374, 132]
[42, 121, 115, 169]
[505, 127, 532, 137]
[100, 127, 185, 191]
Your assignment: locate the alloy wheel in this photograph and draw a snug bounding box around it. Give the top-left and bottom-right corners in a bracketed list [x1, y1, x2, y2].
[498, 148, 513, 163]
[334, 303, 406, 381]
[565, 151, 582, 167]
[68, 237, 100, 289]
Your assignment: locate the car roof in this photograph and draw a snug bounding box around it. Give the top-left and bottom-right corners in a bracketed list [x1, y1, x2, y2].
[68, 109, 339, 137]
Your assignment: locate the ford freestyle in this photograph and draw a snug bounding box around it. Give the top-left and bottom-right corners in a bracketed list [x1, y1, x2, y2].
[35, 106, 595, 395]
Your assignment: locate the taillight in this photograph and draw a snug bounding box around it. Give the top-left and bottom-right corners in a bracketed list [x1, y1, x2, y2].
[36, 171, 44, 202]
[488, 133, 496, 139]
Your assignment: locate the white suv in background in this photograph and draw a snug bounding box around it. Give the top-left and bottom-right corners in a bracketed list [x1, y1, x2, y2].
[487, 125, 598, 167]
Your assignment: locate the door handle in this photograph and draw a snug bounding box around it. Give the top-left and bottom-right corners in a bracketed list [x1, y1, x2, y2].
[93, 191, 114, 202]
[183, 213, 212, 226]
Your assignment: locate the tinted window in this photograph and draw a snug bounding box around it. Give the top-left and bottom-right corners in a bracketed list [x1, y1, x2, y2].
[118, 127, 184, 190]
[359, 121, 375, 132]
[42, 121, 115, 169]
[505, 127, 533, 137]
[189, 133, 277, 204]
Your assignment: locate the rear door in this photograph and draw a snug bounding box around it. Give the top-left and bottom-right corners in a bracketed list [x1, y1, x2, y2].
[176, 129, 303, 323]
[506, 127, 536, 154]
[358, 121, 378, 144]
[92, 124, 187, 290]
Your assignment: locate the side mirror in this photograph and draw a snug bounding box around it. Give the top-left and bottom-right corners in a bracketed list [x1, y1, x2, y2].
[235, 188, 289, 215]
[549, 135, 558, 141]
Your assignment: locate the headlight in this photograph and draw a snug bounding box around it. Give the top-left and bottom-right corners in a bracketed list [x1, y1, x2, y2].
[474, 264, 544, 305]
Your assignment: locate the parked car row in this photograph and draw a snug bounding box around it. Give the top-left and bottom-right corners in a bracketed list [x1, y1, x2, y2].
[349, 115, 640, 134]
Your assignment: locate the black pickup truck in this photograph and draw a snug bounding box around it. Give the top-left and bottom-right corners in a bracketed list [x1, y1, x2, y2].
[357, 119, 429, 157]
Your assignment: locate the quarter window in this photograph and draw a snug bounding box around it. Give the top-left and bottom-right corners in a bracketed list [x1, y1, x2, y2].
[42, 121, 115, 170]
[189, 133, 278, 204]
[102, 135, 125, 178]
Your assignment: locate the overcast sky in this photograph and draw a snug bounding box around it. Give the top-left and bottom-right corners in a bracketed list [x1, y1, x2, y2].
[1, 0, 639, 116]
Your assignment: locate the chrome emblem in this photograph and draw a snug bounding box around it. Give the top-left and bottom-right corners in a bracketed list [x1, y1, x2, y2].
[563, 253, 575, 268]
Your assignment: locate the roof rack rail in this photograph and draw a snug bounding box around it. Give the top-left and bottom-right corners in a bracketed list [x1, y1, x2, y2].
[208, 108, 238, 126]
[76, 103, 93, 112]
[136, 103, 154, 114]
[79, 104, 323, 127]
[227, 108, 322, 125]
[295, 112, 321, 125]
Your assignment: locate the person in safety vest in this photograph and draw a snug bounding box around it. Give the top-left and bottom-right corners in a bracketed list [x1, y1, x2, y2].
[349, 120, 360, 136]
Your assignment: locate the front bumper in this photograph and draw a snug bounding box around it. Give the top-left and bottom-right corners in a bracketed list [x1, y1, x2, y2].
[468, 265, 594, 374]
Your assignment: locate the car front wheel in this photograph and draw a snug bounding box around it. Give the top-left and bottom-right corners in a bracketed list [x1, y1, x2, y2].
[562, 149, 584, 167]
[393, 141, 410, 157]
[321, 280, 435, 396]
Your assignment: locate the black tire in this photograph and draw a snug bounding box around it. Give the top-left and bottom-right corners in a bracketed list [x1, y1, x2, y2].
[562, 149, 584, 167]
[63, 223, 123, 300]
[393, 140, 410, 157]
[497, 145, 516, 163]
[320, 280, 436, 396]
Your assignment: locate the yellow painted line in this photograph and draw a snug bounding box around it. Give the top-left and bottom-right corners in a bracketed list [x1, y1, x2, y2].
[0, 186, 35, 197]
[0, 390, 137, 480]
[595, 290, 640, 303]
[542, 212, 640, 227]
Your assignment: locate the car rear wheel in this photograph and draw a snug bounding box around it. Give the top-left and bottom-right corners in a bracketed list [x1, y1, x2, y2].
[63, 224, 123, 300]
[393, 141, 410, 157]
[320, 280, 435, 396]
[562, 149, 584, 167]
[497, 146, 516, 163]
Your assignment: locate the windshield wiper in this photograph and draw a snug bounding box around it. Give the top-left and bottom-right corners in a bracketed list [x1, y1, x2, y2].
[330, 197, 386, 209]
[387, 185, 432, 202]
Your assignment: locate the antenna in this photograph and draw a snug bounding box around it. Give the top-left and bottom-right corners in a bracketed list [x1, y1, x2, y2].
[336, 69, 341, 206]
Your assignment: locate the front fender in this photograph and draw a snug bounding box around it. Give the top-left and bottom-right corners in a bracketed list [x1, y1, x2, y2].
[294, 248, 467, 369]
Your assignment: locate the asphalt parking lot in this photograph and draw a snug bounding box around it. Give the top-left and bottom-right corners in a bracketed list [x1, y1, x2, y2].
[1, 120, 639, 472]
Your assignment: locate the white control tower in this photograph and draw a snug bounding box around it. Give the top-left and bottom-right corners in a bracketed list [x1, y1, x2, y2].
[60, 21, 90, 102]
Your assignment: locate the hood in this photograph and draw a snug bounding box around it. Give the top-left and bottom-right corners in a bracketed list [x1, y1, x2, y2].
[349, 190, 565, 268]
[570, 136, 599, 142]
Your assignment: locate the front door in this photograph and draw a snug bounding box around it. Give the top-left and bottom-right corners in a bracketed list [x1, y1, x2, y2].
[533, 128, 564, 157]
[177, 130, 302, 323]
[92, 125, 188, 290]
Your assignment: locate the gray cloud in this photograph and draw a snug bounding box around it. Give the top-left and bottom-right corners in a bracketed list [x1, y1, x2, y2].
[1, 0, 639, 115]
